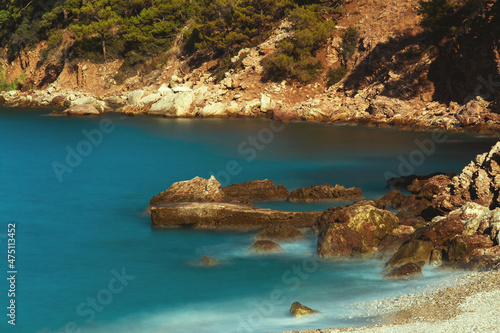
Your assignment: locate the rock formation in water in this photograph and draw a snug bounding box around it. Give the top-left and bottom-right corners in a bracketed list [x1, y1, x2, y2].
[289, 302, 318, 317]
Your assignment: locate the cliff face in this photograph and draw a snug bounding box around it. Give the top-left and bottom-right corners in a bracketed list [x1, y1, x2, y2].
[1, 0, 499, 132]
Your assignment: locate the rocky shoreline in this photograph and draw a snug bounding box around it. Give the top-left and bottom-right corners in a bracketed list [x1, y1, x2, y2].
[149, 143, 500, 271]
[2, 86, 500, 135]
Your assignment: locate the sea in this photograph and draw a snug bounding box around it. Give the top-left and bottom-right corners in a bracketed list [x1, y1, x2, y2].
[0, 107, 497, 333]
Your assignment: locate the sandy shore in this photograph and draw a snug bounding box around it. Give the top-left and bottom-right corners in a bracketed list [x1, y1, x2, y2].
[284, 269, 500, 333]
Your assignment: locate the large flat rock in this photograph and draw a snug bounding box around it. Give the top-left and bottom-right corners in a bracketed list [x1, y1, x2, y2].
[151, 202, 322, 231]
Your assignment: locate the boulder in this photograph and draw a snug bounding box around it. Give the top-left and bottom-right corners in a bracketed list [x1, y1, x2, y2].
[397, 195, 435, 220]
[407, 174, 453, 201]
[288, 184, 363, 202]
[151, 202, 322, 230]
[377, 190, 405, 208]
[138, 93, 161, 106]
[290, 302, 318, 317]
[317, 223, 363, 257]
[419, 217, 465, 246]
[157, 84, 173, 96]
[255, 223, 305, 241]
[127, 90, 144, 106]
[386, 262, 423, 280]
[201, 102, 228, 117]
[70, 96, 106, 112]
[222, 180, 289, 202]
[433, 142, 500, 211]
[261, 94, 273, 113]
[149, 176, 233, 206]
[319, 201, 399, 252]
[447, 202, 490, 236]
[149, 91, 195, 117]
[399, 217, 427, 229]
[62, 104, 100, 115]
[387, 239, 435, 268]
[248, 240, 284, 254]
[200, 256, 218, 266]
[447, 235, 494, 261]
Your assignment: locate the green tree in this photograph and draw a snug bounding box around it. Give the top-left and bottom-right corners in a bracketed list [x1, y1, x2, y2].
[69, 1, 123, 60]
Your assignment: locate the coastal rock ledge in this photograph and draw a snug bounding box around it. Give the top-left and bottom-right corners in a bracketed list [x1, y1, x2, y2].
[150, 202, 321, 230]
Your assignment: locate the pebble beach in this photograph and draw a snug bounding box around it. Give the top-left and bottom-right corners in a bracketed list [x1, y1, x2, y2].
[285, 269, 500, 333]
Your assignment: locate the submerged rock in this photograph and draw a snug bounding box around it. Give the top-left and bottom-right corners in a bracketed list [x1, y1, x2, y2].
[290, 302, 318, 317]
[288, 184, 362, 202]
[200, 256, 218, 266]
[254, 223, 305, 241]
[248, 240, 284, 254]
[386, 262, 423, 280]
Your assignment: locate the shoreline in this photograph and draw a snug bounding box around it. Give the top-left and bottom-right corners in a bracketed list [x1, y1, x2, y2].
[284, 269, 500, 333]
[2, 103, 500, 137]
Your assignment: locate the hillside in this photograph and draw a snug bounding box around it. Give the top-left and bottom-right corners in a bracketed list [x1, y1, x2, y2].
[1, 0, 500, 133]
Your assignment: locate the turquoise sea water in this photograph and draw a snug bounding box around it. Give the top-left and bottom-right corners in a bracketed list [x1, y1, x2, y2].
[0, 107, 498, 333]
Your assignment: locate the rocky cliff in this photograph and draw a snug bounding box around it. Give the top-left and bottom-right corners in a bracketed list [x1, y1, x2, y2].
[2, 0, 500, 133]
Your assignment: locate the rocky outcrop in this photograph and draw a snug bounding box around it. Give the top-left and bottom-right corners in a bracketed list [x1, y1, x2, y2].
[434, 142, 500, 211]
[254, 223, 305, 241]
[150, 202, 321, 230]
[386, 262, 423, 280]
[316, 201, 399, 255]
[387, 201, 500, 269]
[248, 240, 284, 254]
[222, 179, 289, 202]
[289, 302, 318, 317]
[149, 176, 234, 206]
[288, 184, 362, 202]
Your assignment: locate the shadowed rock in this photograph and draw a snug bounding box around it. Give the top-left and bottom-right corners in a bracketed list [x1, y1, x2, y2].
[387, 239, 434, 268]
[222, 179, 289, 202]
[288, 184, 362, 202]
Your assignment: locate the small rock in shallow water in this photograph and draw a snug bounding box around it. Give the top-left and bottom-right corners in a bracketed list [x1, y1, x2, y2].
[200, 256, 217, 266]
[248, 240, 284, 254]
[289, 302, 318, 317]
[386, 262, 424, 280]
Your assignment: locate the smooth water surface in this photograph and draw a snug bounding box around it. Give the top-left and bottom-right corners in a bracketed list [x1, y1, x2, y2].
[0, 107, 497, 333]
